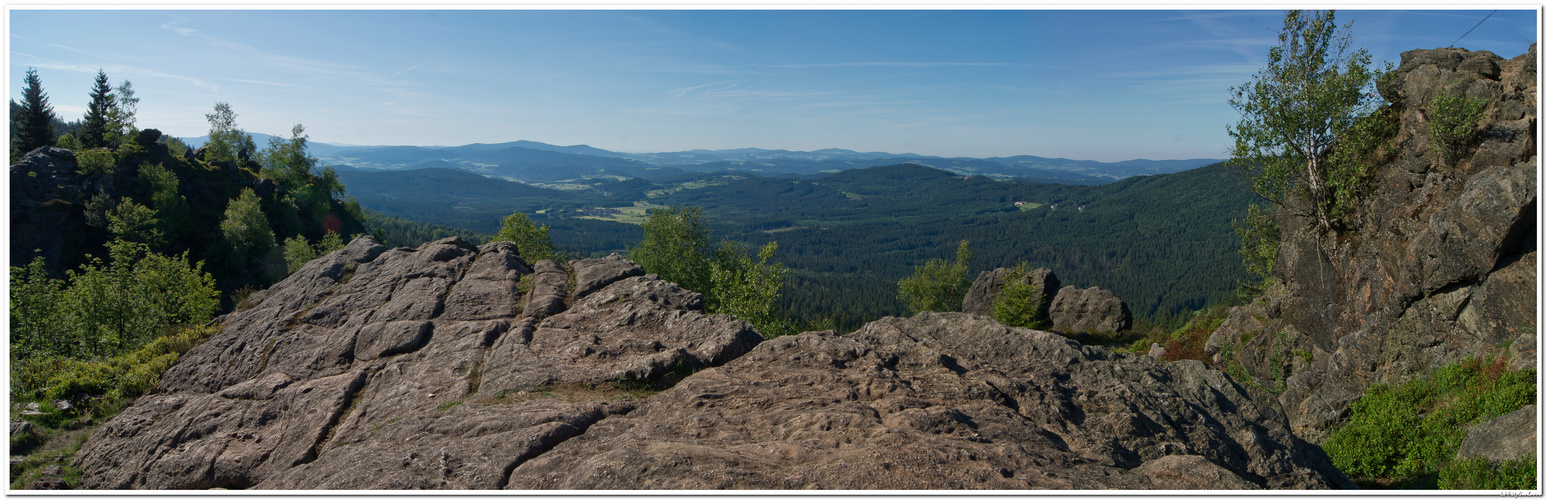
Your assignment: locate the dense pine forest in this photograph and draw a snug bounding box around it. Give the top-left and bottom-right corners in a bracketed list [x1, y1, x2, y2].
[342, 161, 1260, 332]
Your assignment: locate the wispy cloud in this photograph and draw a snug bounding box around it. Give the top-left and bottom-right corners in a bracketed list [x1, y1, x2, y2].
[228, 78, 307, 89]
[150, 15, 428, 103]
[48, 44, 89, 55]
[389, 57, 437, 79]
[159, 16, 198, 37]
[668, 81, 728, 101]
[11, 50, 221, 93]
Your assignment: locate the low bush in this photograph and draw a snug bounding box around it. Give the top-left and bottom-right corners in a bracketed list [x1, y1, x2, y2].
[1322, 353, 1536, 489]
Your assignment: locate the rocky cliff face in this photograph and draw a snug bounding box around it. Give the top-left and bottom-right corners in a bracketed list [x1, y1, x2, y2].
[73, 237, 1350, 489]
[1209, 46, 1537, 441]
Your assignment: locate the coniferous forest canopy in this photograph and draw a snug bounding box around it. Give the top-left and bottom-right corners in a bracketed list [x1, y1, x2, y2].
[339, 161, 1258, 332]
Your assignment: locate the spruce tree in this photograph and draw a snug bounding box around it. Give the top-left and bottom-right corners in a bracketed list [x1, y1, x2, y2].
[11, 67, 56, 160]
[79, 69, 113, 149]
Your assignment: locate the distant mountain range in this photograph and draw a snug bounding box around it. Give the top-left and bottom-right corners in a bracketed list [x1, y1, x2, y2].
[177, 135, 1221, 186]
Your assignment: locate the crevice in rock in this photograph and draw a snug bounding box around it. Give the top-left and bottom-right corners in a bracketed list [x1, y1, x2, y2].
[291, 368, 371, 467]
[1490, 198, 1535, 273]
[494, 404, 636, 489]
[467, 342, 488, 397]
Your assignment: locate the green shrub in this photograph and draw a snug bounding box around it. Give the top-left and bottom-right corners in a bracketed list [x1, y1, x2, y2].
[1427, 88, 1488, 165]
[74, 148, 116, 175]
[710, 241, 793, 337]
[22, 323, 219, 404]
[494, 212, 557, 262]
[1438, 457, 1536, 490]
[993, 262, 1050, 329]
[897, 240, 972, 313]
[1233, 204, 1279, 292]
[1322, 354, 1536, 488]
[9, 240, 219, 372]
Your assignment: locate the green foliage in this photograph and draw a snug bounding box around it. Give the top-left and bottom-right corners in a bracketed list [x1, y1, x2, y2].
[10, 323, 218, 489]
[897, 240, 972, 314]
[495, 212, 557, 262]
[138, 162, 190, 243]
[1233, 204, 1281, 291]
[161, 135, 190, 157]
[9, 240, 219, 369]
[993, 262, 1050, 329]
[54, 133, 82, 151]
[12, 67, 57, 161]
[282, 235, 318, 274]
[282, 231, 348, 274]
[105, 80, 138, 145]
[1228, 10, 1384, 231]
[1322, 354, 1536, 488]
[631, 205, 790, 335]
[1437, 457, 1536, 490]
[221, 188, 276, 263]
[1325, 102, 1399, 218]
[710, 241, 793, 337]
[80, 70, 113, 149]
[631, 205, 714, 295]
[1427, 88, 1489, 165]
[361, 208, 491, 248]
[203, 101, 256, 164]
[106, 199, 163, 247]
[259, 124, 343, 224]
[75, 147, 117, 175]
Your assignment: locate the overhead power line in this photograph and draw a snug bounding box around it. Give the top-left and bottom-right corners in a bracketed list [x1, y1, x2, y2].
[1449, 10, 1497, 48]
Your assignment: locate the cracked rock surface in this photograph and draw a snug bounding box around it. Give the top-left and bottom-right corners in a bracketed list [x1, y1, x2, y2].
[505, 312, 1351, 490]
[74, 237, 1349, 490]
[72, 237, 761, 489]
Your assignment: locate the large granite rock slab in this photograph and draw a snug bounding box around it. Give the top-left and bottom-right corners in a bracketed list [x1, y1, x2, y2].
[73, 237, 762, 489]
[505, 312, 1352, 490]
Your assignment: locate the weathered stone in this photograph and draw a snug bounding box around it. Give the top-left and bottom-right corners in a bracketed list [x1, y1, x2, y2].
[1218, 45, 1539, 442]
[1456, 405, 1536, 463]
[11, 419, 34, 438]
[1049, 285, 1132, 334]
[73, 239, 765, 490]
[521, 260, 569, 321]
[439, 241, 531, 321]
[570, 253, 645, 300]
[961, 267, 1059, 318]
[1134, 455, 1259, 490]
[506, 313, 1352, 490]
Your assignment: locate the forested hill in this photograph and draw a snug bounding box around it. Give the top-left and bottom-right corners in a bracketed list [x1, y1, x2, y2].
[336, 159, 1259, 331]
[650, 161, 1261, 330]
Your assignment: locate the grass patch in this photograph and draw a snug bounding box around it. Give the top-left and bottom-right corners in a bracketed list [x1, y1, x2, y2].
[1322, 353, 1536, 489]
[576, 201, 668, 225]
[1125, 304, 1230, 362]
[9, 323, 221, 490]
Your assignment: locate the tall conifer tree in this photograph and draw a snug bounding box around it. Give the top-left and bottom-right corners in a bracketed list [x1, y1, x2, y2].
[80, 70, 113, 148]
[11, 67, 56, 160]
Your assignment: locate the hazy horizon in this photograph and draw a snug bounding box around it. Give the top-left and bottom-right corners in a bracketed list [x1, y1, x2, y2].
[10, 8, 1537, 162]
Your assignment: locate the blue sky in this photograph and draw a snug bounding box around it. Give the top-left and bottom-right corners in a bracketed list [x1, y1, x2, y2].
[8, 8, 1538, 161]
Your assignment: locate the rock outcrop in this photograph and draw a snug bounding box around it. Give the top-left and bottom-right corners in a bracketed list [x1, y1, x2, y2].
[1455, 405, 1536, 463]
[506, 313, 1350, 490]
[961, 267, 1059, 317]
[1207, 46, 1537, 441]
[11, 147, 94, 273]
[72, 237, 762, 489]
[962, 267, 1131, 336]
[1048, 285, 1133, 334]
[70, 237, 1353, 490]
